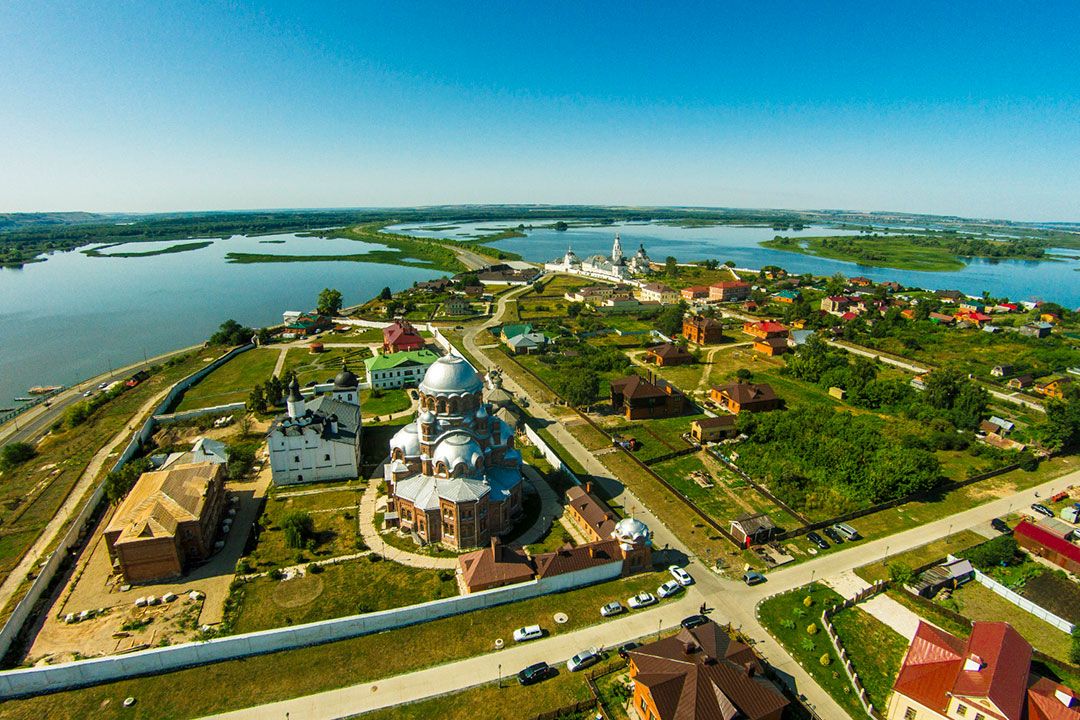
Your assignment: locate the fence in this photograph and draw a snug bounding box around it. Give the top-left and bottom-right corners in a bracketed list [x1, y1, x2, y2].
[952, 557, 1075, 633]
[774, 461, 1023, 541]
[153, 402, 246, 425]
[708, 450, 810, 526]
[0, 345, 253, 663]
[0, 558, 621, 699]
[821, 581, 889, 719]
[523, 424, 582, 487]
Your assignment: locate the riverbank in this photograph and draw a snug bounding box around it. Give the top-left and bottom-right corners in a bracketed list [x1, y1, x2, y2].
[761, 233, 1049, 272]
[82, 241, 215, 258]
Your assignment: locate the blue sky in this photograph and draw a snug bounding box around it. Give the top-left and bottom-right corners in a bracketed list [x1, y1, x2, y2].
[1, 1, 1078, 220]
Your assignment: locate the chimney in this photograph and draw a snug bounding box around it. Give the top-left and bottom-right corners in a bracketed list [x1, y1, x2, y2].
[588, 546, 597, 558]
[744, 661, 756, 677]
[585, 481, 592, 494]
[1055, 688, 1076, 707]
[681, 639, 698, 655]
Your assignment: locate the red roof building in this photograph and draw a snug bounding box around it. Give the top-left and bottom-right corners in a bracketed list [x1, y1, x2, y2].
[1013, 520, 1080, 575]
[742, 320, 789, 339]
[709, 280, 752, 302]
[382, 320, 424, 353]
[888, 621, 1079, 720]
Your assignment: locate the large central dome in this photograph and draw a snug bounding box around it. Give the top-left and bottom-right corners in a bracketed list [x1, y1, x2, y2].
[419, 355, 484, 396]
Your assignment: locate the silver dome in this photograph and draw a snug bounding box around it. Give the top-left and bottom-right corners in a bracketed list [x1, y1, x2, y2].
[613, 517, 651, 544]
[390, 423, 421, 458]
[431, 432, 484, 471]
[419, 355, 484, 396]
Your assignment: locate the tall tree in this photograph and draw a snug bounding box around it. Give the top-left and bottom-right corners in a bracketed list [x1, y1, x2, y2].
[665, 256, 678, 278]
[317, 287, 343, 316]
[558, 370, 600, 408]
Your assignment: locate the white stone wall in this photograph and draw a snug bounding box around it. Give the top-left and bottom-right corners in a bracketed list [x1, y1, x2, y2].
[268, 427, 358, 485]
[0, 559, 622, 699]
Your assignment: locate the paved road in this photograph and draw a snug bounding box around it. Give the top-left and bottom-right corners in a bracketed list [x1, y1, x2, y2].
[0, 343, 203, 447]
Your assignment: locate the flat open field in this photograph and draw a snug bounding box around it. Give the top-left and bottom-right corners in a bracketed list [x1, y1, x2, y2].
[281, 346, 373, 386]
[174, 348, 278, 410]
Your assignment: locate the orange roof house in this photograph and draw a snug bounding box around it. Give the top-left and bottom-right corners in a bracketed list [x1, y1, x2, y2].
[742, 321, 788, 339]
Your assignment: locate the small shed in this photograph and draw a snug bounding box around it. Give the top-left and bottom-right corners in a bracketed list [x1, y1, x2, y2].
[730, 513, 776, 547]
[908, 558, 974, 598]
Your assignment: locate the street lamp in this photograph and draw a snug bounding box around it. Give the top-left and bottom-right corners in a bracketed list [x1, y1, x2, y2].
[882, 545, 890, 566]
[498, 663, 502, 689]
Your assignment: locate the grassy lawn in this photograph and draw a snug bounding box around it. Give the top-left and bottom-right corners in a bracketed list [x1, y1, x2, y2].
[757, 583, 865, 720]
[761, 234, 969, 272]
[651, 454, 792, 530]
[174, 348, 278, 410]
[0, 349, 227, 591]
[830, 606, 909, 712]
[246, 488, 363, 569]
[948, 582, 1073, 661]
[855, 529, 985, 583]
[312, 327, 383, 343]
[603, 413, 700, 462]
[361, 388, 412, 418]
[281, 346, 374, 386]
[356, 663, 604, 720]
[0, 571, 669, 720]
[232, 557, 458, 634]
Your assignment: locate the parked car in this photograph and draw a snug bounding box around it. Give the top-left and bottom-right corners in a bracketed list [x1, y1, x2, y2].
[835, 523, 861, 540]
[517, 662, 556, 686]
[806, 531, 830, 550]
[513, 625, 544, 642]
[600, 601, 625, 617]
[657, 580, 683, 598]
[823, 526, 844, 544]
[627, 592, 657, 609]
[82, 390, 93, 397]
[566, 649, 601, 672]
[681, 614, 709, 629]
[743, 571, 767, 586]
[1031, 503, 1054, 518]
[617, 641, 641, 659]
[668, 565, 694, 586]
[98, 382, 108, 390]
[990, 518, 1011, 533]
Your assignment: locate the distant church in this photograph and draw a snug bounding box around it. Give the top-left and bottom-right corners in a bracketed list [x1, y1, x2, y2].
[545, 233, 652, 282]
[267, 366, 362, 485]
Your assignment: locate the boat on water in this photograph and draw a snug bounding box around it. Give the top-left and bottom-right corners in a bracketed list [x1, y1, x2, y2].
[0, 407, 15, 413]
[14, 397, 34, 403]
[28, 385, 63, 395]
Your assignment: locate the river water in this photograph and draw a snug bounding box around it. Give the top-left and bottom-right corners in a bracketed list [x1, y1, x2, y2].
[387, 220, 1080, 308]
[0, 233, 439, 406]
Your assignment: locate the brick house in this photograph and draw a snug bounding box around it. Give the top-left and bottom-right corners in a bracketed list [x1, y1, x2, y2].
[1036, 377, 1072, 399]
[682, 315, 725, 345]
[638, 283, 680, 304]
[628, 621, 788, 720]
[382, 320, 424, 353]
[104, 463, 226, 584]
[741, 320, 788, 340]
[645, 342, 694, 367]
[710, 382, 780, 414]
[690, 415, 737, 443]
[610, 374, 688, 420]
[821, 295, 855, 314]
[753, 337, 789, 356]
[1013, 520, 1080, 575]
[563, 484, 618, 543]
[709, 280, 751, 302]
[680, 285, 710, 301]
[888, 621, 1080, 720]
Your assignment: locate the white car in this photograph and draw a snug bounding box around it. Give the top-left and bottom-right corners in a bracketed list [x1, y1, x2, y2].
[627, 592, 657, 609]
[657, 580, 683, 598]
[600, 601, 625, 617]
[566, 649, 600, 672]
[512, 625, 543, 642]
[668, 565, 693, 586]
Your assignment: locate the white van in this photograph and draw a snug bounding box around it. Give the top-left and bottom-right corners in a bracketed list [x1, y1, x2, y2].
[835, 523, 861, 541]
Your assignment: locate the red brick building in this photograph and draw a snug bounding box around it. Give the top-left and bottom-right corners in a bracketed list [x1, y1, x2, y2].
[610, 374, 688, 420]
[710, 382, 780, 414]
[682, 315, 725, 345]
[1013, 520, 1080, 575]
[382, 320, 424, 353]
[742, 320, 789, 340]
[709, 280, 751, 302]
[645, 342, 694, 367]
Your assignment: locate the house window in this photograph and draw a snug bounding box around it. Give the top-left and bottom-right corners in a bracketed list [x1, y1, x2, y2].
[974, 715, 985, 720]
[324, 454, 330, 461]
[956, 704, 967, 716]
[904, 709, 916, 720]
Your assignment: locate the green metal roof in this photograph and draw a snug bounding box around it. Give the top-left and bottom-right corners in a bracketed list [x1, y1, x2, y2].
[364, 348, 440, 373]
[500, 323, 533, 340]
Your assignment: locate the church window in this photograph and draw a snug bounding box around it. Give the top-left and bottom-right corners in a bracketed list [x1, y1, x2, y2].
[324, 454, 330, 461]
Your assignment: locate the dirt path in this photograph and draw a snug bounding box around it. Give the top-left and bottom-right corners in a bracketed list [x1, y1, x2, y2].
[0, 384, 175, 615]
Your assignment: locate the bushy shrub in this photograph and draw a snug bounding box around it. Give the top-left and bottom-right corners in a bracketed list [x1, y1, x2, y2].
[806, 623, 819, 636]
[819, 653, 832, 666]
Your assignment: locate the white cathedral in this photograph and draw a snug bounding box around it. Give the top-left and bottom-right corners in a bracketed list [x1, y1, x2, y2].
[544, 233, 652, 282]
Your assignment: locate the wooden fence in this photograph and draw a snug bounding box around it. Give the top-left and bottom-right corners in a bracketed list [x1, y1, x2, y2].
[821, 581, 889, 719]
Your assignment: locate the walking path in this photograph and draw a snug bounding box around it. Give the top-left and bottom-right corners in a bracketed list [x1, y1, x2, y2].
[0, 384, 175, 615]
[825, 570, 924, 641]
[210, 591, 704, 720]
[356, 475, 458, 570]
[271, 347, 288, 378]
[505, 466, 562, 548]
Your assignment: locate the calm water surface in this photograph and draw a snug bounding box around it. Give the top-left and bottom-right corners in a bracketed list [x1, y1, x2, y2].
[0, 233, 440, 404]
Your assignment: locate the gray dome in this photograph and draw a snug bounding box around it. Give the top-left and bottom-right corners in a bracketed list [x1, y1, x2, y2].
[432, 432, 484, 471]
[419, 355, 483, 396]
[333, 365, 359, 389]
[613, 517, 651, 545]
[390, 423, 421, 458]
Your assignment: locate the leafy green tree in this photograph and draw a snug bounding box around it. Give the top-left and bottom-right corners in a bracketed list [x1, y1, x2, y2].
[226, 444, 255, 480]
[558, 370, 600, 408]
[887, 562, 915, 586]
[665, 256, 678, 278]
[255, 327, 272, 345]
[1043, 396, 1080, 452]
[265, 375, 284, 406]
[282, 510, 315, 549]
[210, 319, 254, 346]
[951, 382, 989, 430]
[655, 303, 686, 337]
[1071, 627, 1080, 665]
[0, 442, 36, 471]
[316, 288, 343, 316]
[105, 459, 150, 505]
[961, 535, 1018, 570]
[246, 385, 267, 413]
[825, 273, 846, 296]
[379, 286, 393, 301]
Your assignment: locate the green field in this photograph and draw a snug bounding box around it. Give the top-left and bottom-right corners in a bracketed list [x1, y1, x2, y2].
[830, 606, 909, 711]
[175, 348, 279, 410]
[361, 388, 413, 418]
[233, 557, 457, 634]
[0, 571, 668, 720]
[281, 346, 372, 386]
[246, 487, 363, 569]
